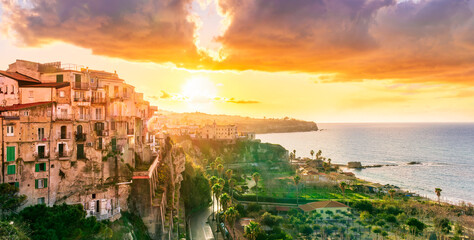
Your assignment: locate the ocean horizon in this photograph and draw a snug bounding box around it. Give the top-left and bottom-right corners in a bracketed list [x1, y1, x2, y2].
[257, 122, 474, 205]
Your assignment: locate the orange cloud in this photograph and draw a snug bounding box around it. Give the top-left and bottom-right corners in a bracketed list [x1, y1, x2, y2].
[3, 0, 474, 85]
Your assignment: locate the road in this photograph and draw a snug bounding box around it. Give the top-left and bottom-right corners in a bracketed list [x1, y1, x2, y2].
[190, 205, 214, 240]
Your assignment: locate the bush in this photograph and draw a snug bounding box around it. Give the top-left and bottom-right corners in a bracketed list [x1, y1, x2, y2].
[247, 203, 262, 213]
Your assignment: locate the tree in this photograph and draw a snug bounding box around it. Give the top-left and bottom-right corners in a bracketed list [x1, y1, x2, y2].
[388, 189, 396, 200]
[0, 183, 27, 218]
[293, 175, 301, 207]
[225, 169, 233, 181]
[217, 164, 224, 177]
[339, 181, 347, 199]
[225, 207, 238, 239]
[406, 218, 426, 235]
[244, 221, 262, 240]
[209, 162, 216, 176]
[372, 226, 382, 240]
[0, 221, 29, 240]
[435, 188, 442, 204]
[212, 184, 223, 215]
[220, 193, 231, 212]
[215, 157, 223, 165]
[292, 150, 296, 159]
[316, 150, 322, 160]
[310, 150, 315, 159]
[209, 176, 218, 218]
[229, 179, 236, 203]
[252, 172, 261, 204]
[434, 217, 451, 235]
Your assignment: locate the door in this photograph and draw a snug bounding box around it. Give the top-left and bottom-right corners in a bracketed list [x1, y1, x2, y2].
[77, 144, 84, 159]
[75, 74, 81, 88]
[60, 126, 67, 139]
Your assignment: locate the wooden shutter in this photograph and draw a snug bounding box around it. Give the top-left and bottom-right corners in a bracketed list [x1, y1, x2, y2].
[44, 179, 48, 188]
[35, 163, 39, 172]
[7, 146, 15, 162]
[35, 179, 38, 189]
[7, 165, 15, 175]
[14, 182, 19, 188]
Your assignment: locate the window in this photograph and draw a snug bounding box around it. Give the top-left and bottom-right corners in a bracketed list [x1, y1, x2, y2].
[35, 178, 48, 189]
[37, 197, 45, 204]
[60, 126, 67, 139]
[114, 86, 119, 97]
[37, 146, 46, 158]
[6, 146, 15, 162]
[77, 144, 85, 159]
[11, 85, 14, 94]
[59, 91, 65, 98]
[7, 165, 16, 175]
[56, 74, 63, 83]
[23, 111, 29, 116]
[92, 193, 96, 199]
[38, 128, 45, 140]
[29, 90, 34, 98]
[6, 125, 14, 136]
[35, 163, 47, 172]
[95, 108, 102, 120]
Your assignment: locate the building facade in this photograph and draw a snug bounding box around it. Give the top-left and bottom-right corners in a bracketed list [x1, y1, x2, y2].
[0, 60, 156, 221]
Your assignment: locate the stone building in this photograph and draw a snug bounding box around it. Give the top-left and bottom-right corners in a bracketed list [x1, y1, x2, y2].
[0, 60, 156, 222]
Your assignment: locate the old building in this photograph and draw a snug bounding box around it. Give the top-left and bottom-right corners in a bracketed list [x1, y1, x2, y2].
[0, 60, 157, 222]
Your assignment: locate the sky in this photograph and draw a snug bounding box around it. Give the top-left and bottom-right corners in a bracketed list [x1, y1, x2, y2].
[1, 0, 474, 123]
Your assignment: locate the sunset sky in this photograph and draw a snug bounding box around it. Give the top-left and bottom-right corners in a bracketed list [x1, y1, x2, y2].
[1, 0, 474, 122]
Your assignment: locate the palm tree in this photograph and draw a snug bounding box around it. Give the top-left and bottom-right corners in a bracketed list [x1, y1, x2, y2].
[220, 193, 231, 212]
[226, 169, 234, 200]
[310, 150, 315, 159]
[339, 181, 347, 199]
[316, 150, 322, 160]
[209, 162, 216, 176]
[215, 156, 223, 165]
[218, 178, 225, 187]
[388, 189, 396, 200]
[225, 207, 238, 239]
[328, 158, 332, 166]
[209, 176, 218, 218]
[435, 188, 442, 204]
[225, 169, 233, 181]
[229, 178, 236, 202]
[252, 172, 261, 204]
[212, 183, 223, 219]
[294, 175, 301, 206]
[217, 164, 224, 177]
[244, 221, 262, 240]
[292, 149, 296, 159]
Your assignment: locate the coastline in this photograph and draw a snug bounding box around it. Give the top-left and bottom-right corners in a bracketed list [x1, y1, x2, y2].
[256, 128, 474, 206]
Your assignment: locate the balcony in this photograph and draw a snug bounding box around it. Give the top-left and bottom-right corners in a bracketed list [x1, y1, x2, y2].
[73, 97, 90, 102]
[58, 150, 71, 159]
[56, 114, 73, 121]
[96, 130, 109, 137]
[76, 114, 90, 121]
[73, 82, 89, 90]
[127, 129, 135, 135]
[58, 132, 72, 139]
[91, 97, 106, 104]
[34, 153, 50, 160]
[75, 133, 87, 142]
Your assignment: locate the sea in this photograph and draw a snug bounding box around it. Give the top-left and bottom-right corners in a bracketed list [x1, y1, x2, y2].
[257, 123, 474, 204]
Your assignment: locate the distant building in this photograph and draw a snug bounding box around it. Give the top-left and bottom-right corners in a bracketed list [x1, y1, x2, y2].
[299, 201, 350, 218]
[199, 122, 237, 141]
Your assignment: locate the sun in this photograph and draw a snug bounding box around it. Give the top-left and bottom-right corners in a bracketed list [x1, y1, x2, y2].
[181, 76, 217, 111]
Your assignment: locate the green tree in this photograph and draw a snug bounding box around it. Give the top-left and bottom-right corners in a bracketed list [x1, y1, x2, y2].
[244, 221, 262, 240]
[252, 172, 261, 204]
[181, 161, 211, 211]
[220, 193, 231, 212]
[310, 150, 314, 159]
[388, 189, 396, 200]
[0, 183, 27, 218]
[209, 176, 218, 218]
[293, 175, 301, 207]
[406, 218, 426, 235]
[212, 183, 223, 217]
[316, 150, 322, 160]
[217, 164, 224, 177]
[339, 181, 347, 199]
[372, 226, 382, 240]
[225, 207, 238, 239]
[435, 188, 442, 204]
[0, 221, 29, 240]
[209, 162, 216, 176]
[434, 217, 451, 235]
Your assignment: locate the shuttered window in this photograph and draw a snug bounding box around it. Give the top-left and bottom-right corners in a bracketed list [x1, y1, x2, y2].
[56, 74, 63, 83]
[7, 165, 16, 175]
[6, 146, 15, 162]
[35, 178, 48, 189]
[35, 163, 47, 172]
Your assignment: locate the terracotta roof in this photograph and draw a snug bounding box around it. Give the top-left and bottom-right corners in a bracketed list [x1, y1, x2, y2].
[0, 71, 40, 83]
[21, 82, 70, 89]
[299, 201, 349, 212]
[0, 101, 52, 111]
[275, 206, 290, 211]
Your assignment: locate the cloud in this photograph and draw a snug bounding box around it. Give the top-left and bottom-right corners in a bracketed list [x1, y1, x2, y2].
[2, 0, 474, 85]
[225, 98, 260, 104]
[160, 90, 172, 99]
[1, 0, 201, 65]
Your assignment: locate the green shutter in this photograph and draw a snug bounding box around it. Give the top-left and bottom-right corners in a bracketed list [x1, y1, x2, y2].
[42, 163, 46, 171]
[14, 182, 19, 188]
[44, 179, 48, 188]
[112, 138, 117, 152]
[7, 165, 16, 175]
[7, 146, 15, 162]
[56, 74, 63, 83]
[35, 180, 38, 189]
[35, 164, 40, 172]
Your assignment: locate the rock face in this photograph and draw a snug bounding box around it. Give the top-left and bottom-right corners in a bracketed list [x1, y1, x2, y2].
[347, 162, 362, 168]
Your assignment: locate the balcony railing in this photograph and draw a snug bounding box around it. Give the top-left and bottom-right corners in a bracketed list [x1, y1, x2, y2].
[94, 115, 104, 121]
[56, 114, 73, 121]
[96, 130, 108, 137]
[73, 82, 89, 90]
[76, 114, 90, 121]
[58, 150, 71, 158]
[73, 97, 90, 102]
[75, 133, 87, 142]
[127, 129, 135, 135]
[91, 97, 106, 104]
[58, 132, 72, 139]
